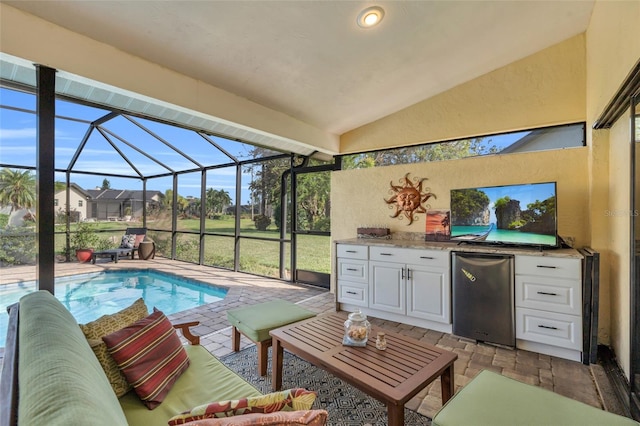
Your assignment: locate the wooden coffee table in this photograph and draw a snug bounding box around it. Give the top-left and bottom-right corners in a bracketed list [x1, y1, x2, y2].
[270, 312, 457, 426]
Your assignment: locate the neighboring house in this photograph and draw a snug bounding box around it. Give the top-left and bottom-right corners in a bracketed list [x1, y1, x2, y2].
[85, 188, 164, 221]
[499, 125, 585, 154]
[2, 183, 90, 225]
[54, 183, 91, 222]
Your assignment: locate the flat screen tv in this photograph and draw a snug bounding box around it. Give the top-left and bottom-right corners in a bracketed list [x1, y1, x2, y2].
[450, 182, 558, 248]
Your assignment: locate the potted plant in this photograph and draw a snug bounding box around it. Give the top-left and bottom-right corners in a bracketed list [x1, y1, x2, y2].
[70, 222, 101, 263]
[123, 206, 132, 222]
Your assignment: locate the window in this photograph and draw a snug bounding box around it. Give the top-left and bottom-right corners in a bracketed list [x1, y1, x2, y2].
[78, 200, 83, 207]
[341, 123, 586, 170]
[54, 199, 58, 206]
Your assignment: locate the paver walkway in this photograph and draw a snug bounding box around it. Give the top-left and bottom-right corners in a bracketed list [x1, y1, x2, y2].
[0, 258, 620, 420]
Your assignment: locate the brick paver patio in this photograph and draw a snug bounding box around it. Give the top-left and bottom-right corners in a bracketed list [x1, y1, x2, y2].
[0, 258, 617, 420]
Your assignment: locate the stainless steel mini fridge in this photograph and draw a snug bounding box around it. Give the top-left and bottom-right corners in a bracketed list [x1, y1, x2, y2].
[452, 252, 515, 347]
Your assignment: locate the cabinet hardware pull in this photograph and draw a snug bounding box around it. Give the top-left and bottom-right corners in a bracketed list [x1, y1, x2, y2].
[407, 269, 412, 280]
[537, 291, 558, 296]
[401, 268, 405, 279]
[346, 268, 358, 272]
[420, 256, 435, 260]
[346, 250, 356, 253]
[538, 325, 559, 330]
[380, 253, 393, 256]
[346, 291, 357, 295]
[536, 265, 557, 269]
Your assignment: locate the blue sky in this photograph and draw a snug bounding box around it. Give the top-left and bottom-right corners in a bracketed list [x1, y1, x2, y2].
[0, 87, 262, 203]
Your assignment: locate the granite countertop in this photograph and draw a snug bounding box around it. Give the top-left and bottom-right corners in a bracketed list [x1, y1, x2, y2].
[335, 238, 583, 259]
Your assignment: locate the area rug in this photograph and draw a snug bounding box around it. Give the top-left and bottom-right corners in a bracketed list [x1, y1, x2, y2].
[220, 346, 431, 426]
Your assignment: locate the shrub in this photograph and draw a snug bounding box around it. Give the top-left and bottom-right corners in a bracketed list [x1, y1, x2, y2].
[313, 217, 331, 232]
[0, 226, 36, 266]
[0, 214, 8, 228]
[70, 222, 102, 252]
[253, 214, 271, 231]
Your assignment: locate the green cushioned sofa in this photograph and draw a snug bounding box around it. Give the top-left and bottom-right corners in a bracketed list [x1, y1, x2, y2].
[0, 291, 261, 426]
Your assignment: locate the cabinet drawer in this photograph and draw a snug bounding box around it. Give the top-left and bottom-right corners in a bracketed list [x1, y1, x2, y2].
[337, 259, 368, 283]
[337, 244, 368, 260]
[515, 255, 581, 279]
[516, 307, 582, 350]
[405, 249, 449, 267]
[337, 282, 368, 307]
[516, 275, 581, 315]
[370, 246, 448, 266]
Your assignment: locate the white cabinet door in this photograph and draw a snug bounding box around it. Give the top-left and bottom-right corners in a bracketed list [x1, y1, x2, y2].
[369, 261, 405, 314]
[407, 264, 450, 323]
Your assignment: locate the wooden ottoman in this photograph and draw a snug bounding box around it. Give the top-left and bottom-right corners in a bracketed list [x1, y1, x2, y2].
[226, 299, 316, 376]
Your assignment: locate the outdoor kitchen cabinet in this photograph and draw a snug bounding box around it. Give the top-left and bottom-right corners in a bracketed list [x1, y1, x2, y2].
[336, 243, 451, 329]
[515, 255, 583, 361]
[369, 246, 450, 323]
[335, 240, 588, 362]
[336, 244, 369, 308]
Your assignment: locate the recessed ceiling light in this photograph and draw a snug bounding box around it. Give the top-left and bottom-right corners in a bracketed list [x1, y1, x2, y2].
[357, 6, 385, 28]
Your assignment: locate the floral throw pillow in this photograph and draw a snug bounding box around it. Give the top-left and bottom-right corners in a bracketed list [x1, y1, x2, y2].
[120, 234, 136, 248]
[176, 410, 328, 426]
[167, 388, 317, 425]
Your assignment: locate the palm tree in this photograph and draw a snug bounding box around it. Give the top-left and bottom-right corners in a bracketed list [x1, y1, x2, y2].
[0, 168, 36, 213]
[206, 188, 231, 216]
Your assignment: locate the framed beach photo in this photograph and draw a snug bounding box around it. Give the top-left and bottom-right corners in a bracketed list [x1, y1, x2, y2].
[425, 210, 451, 241]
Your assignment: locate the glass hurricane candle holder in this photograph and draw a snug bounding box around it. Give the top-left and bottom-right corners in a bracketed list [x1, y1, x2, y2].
[343, 309, 371, 347]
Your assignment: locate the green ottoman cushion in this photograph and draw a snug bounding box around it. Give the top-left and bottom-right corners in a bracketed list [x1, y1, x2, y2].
[227, 299, 316, 342]
[432, 369, 640, 426]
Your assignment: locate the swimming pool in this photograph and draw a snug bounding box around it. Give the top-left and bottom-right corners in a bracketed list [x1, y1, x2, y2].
[0, 269, 228, 347]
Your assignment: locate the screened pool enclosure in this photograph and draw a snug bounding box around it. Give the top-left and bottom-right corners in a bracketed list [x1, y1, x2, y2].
[0, 55, 333, 289]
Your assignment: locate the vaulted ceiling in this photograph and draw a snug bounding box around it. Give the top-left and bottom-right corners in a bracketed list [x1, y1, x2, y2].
[3, 1, 594, 141]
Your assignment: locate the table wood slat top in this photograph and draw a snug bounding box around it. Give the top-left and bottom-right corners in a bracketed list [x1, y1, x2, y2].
[270, 312, 458, 404]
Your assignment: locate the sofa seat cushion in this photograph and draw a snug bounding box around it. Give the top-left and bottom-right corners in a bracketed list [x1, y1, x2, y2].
[432, 369, 640, 426]
[120, 345, 262, 426]
[17, 291, 128, 426]
[178, 410, 329, 425]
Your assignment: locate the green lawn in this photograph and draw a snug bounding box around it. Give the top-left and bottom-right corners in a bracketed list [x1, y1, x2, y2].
[54, 216, 330, 278]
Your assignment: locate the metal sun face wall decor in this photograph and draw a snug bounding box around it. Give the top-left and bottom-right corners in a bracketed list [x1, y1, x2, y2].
[384, 173, 436, 225]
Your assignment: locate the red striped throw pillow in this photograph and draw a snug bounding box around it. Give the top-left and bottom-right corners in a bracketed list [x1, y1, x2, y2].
[102, 309, 190, 409]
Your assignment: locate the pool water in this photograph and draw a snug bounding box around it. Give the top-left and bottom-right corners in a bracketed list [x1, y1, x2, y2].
[0, 269, 228, 347]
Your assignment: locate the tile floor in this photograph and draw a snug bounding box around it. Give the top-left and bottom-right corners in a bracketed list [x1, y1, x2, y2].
[0, 258, 624, 421]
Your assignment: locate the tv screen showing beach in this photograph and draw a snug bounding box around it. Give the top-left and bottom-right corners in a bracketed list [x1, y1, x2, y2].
[450, 182, 557, 247]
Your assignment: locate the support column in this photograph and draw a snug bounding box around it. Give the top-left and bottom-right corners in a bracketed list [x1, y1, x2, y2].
[35, 65, 56, 293]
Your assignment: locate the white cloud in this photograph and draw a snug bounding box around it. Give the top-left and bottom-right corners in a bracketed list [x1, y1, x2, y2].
[0, 127, 36, 139]
[0, 145, 36, 154]
[0, 127, 83, 142]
